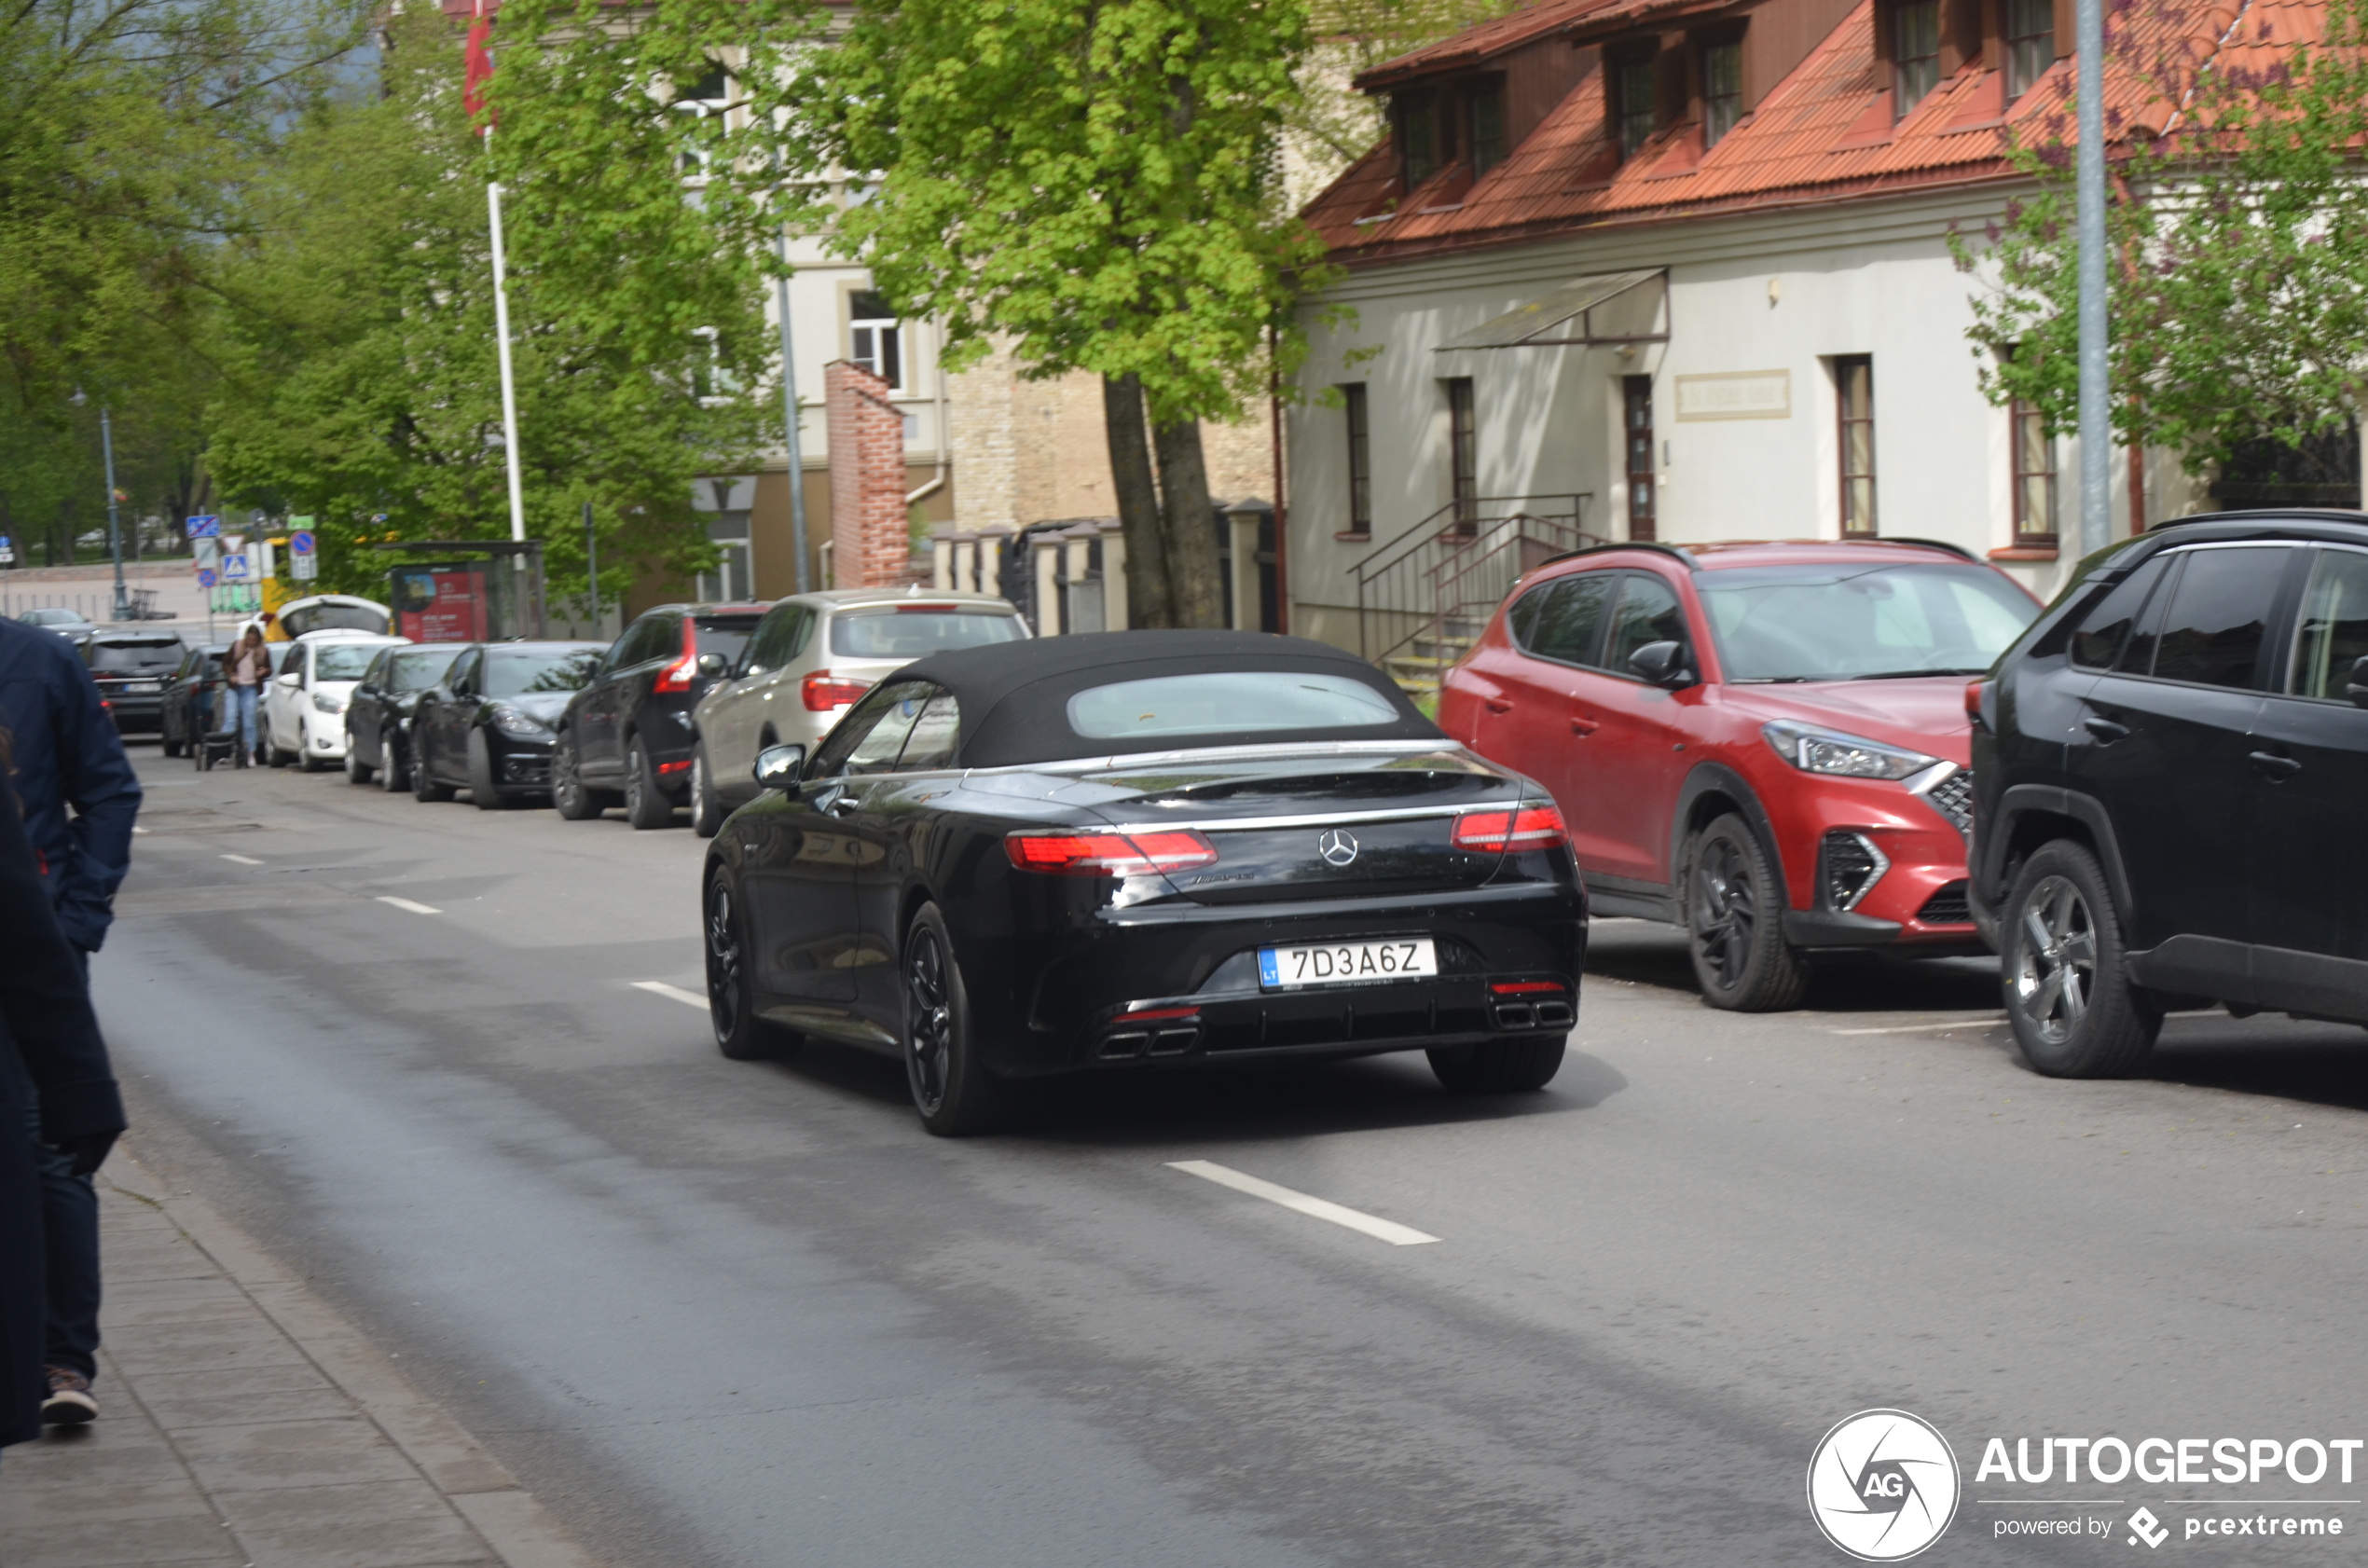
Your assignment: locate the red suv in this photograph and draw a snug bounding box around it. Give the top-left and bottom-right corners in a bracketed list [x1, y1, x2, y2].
[1439, 540, 2042, 1010]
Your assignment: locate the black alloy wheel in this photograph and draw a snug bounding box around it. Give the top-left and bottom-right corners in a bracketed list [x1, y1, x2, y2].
[624, 736, 673, 831]
[551, 735, 599, 819]
[707, 871, 795, 1061]
[902, 903, 1004, 1136]
[379, 734, 409, 792]
[1685, 814, 1809, 1012]
[1427, 1036, 1567, 1093]
[468, 729, 513, 811]
[2003, 840, 2160, 1077]
[689, 742, 724, 839]
[410, 736, 456, 802]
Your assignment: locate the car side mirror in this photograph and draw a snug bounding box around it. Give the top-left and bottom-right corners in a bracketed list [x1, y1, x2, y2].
[276, 670, 301, 689]
[1626, 640, 1694, 688]
[697, 652, 728, 678]
[2347, 653, 2368, 708]
[753, 742, 806, 791]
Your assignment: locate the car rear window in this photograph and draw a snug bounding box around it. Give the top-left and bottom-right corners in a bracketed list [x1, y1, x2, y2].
[830, 606, 1026, 660]
[1068, 672, 1400, 741]
[693, 616, 762, 668]
[281, 602, 390, 638]
[86, 640, 183, 673]
[485, 649, 602, 696]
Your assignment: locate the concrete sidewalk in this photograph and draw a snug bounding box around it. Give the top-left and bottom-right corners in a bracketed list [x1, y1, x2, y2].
[0, 1151, 599, 1568]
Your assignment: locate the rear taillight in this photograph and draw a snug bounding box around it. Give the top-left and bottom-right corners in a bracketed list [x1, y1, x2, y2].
[654, 619, 697, 694]
[1004, 830, 1218, 876]
[1452, 805, 1568, 852]
[802, 671, 873, 711]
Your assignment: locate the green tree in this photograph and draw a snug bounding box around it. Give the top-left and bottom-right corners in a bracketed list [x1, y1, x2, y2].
[206, 4, 790, 612]
[805, 0, 1335, 626]
[1954, 0, 2368, 480]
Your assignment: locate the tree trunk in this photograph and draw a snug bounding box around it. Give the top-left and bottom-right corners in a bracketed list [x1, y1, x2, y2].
[1153, 417, 1223, 628]
[1103, 372, 1171, 628]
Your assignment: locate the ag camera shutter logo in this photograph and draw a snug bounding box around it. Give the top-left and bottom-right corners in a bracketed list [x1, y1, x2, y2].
[1808, 1409, 1961, 1561]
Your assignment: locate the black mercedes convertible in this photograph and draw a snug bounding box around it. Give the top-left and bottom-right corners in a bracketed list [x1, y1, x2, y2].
[700, 630, 1587, 1135]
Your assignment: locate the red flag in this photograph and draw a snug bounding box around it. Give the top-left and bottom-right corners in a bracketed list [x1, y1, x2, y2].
[463, 0, 495, 131]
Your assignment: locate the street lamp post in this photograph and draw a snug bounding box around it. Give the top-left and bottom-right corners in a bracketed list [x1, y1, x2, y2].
[2075, 0, 2110, 555]
[100, 406, 127, 620]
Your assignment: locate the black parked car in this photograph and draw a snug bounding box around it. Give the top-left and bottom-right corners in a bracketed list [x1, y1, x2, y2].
[343, 644, 462, 790]
[553, 603, 767, 829]
[159, 643, 227, 758]
[701, 630, 1587, 1135]
[82, 631, 187, 736]
[407, 641, 605, 808]
[1972, 511, 2368, 1076]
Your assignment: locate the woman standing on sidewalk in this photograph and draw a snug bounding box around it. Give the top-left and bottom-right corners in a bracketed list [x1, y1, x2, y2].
[223, 626, 269, 768]
[0, 754, 125, 1453]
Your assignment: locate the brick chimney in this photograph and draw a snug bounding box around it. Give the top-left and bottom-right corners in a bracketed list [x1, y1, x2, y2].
[824, 361, 909, 588]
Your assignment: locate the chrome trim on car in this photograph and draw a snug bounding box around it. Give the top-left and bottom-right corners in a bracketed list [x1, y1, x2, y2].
[974, 739, 1474, 777]
[1104, 800, 1510, 835]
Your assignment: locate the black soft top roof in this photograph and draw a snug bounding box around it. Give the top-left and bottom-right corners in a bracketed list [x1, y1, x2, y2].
[896, 629, 1441, 767]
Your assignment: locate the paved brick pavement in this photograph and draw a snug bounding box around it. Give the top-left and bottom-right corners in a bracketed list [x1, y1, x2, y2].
[0, 1152, 598, 1568]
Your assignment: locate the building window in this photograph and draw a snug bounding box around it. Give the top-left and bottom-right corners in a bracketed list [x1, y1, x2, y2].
[1617, 59, 1657, 158]
[2005, 0, 2054, 98]
[1702, 42, 1742, 146]
[1623, 376, 1657, 543]
[1399, 94, 1439, 186]
[1342, 384, 1373, 537]
[691, 328, 738, 401]
[2012, 394, 2058, 543]
[1446, 378, 1478, 533]
[1893, 0, 1941, 113]
[1470, 86, 1507, 176]
[848, 291, 902, 392]
[1836, 355, 1877, 535]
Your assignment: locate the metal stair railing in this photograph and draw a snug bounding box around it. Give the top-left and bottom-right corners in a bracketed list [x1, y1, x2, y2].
[1351, 494, 1598, 675]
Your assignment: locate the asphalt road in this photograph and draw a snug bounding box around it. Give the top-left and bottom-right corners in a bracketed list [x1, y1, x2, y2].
[96, 747, 2368, 1566]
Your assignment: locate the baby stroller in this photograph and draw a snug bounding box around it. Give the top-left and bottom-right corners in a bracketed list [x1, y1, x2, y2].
[193, 681, 239, 771]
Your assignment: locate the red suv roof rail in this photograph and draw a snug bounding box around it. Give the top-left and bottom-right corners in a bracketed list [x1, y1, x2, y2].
[1533, 541, 1700, 573]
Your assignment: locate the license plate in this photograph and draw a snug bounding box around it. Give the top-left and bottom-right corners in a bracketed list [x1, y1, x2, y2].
[125, 681, 159, 694]
[1258, 937, 1437, 989]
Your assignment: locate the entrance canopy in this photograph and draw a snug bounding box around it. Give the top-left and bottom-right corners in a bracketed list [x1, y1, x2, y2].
[1436, 268, 1667, 350]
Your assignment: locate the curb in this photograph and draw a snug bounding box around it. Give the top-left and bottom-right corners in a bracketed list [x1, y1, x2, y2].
[105, 1147, 605, 1568]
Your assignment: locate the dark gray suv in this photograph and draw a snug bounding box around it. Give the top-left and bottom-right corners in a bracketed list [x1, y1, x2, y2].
[1971, 511, 2368, 1076]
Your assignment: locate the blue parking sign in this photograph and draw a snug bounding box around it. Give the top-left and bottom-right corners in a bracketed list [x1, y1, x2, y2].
[290, 530, 315, 555]
[186, 514, 220, 539]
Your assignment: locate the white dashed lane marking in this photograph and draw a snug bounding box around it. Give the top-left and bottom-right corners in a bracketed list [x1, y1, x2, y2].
[219, 853, 262, 866]
[1165, 1160, 1440, 1247]
[632, 981, 709, 1011]
[376, 896, 444, 915]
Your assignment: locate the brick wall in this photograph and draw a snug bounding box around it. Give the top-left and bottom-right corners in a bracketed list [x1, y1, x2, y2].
[824, 360, 910, 587]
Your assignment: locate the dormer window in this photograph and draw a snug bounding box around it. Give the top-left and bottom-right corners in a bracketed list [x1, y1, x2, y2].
[2004, 0, 2054, 96]
[1702, 41, 1742, 144]
[1400, 95, 1439, 186]
[1617, 57, 1658, 158]
[1893, 0, 1940, 114]
[1471, 86, 1507, 175]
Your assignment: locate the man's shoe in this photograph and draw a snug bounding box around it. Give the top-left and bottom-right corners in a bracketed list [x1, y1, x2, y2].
[41, 1368, 96, 1425]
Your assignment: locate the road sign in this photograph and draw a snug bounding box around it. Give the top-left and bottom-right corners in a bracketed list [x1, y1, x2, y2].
[292, 551, 318, 582]
[0, 535, 13, 565]
[186, 514, 220, 539]
[221, 553, 254, 583]
[196, 567, 217, 587]
[288, 529, 315, 556]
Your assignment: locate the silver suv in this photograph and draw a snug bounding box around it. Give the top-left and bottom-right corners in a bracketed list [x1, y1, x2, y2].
[687, 588, 1027, 835]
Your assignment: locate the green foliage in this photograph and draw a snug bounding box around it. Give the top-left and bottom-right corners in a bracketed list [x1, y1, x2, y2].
[1954, 0, 2368, 473]
[804, 0, 1336, 425]
[206, 4, 792, 608]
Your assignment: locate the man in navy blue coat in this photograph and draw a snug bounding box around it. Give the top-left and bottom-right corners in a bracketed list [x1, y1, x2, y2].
[0, 615, 141, 1425]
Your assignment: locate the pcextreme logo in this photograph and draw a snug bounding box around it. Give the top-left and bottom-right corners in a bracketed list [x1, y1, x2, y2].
[1808, 1409, 1963, 1561]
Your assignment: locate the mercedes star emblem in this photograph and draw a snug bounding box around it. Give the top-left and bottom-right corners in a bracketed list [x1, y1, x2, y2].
[1316, 828, 1360, 867]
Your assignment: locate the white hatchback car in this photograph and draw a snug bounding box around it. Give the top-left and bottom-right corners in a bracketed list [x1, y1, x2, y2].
[688, 589, 1027, 834]
[265, 631, 410, 770]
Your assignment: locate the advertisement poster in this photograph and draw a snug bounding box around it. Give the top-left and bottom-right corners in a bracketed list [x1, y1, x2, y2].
[391, 562, 489, 642]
